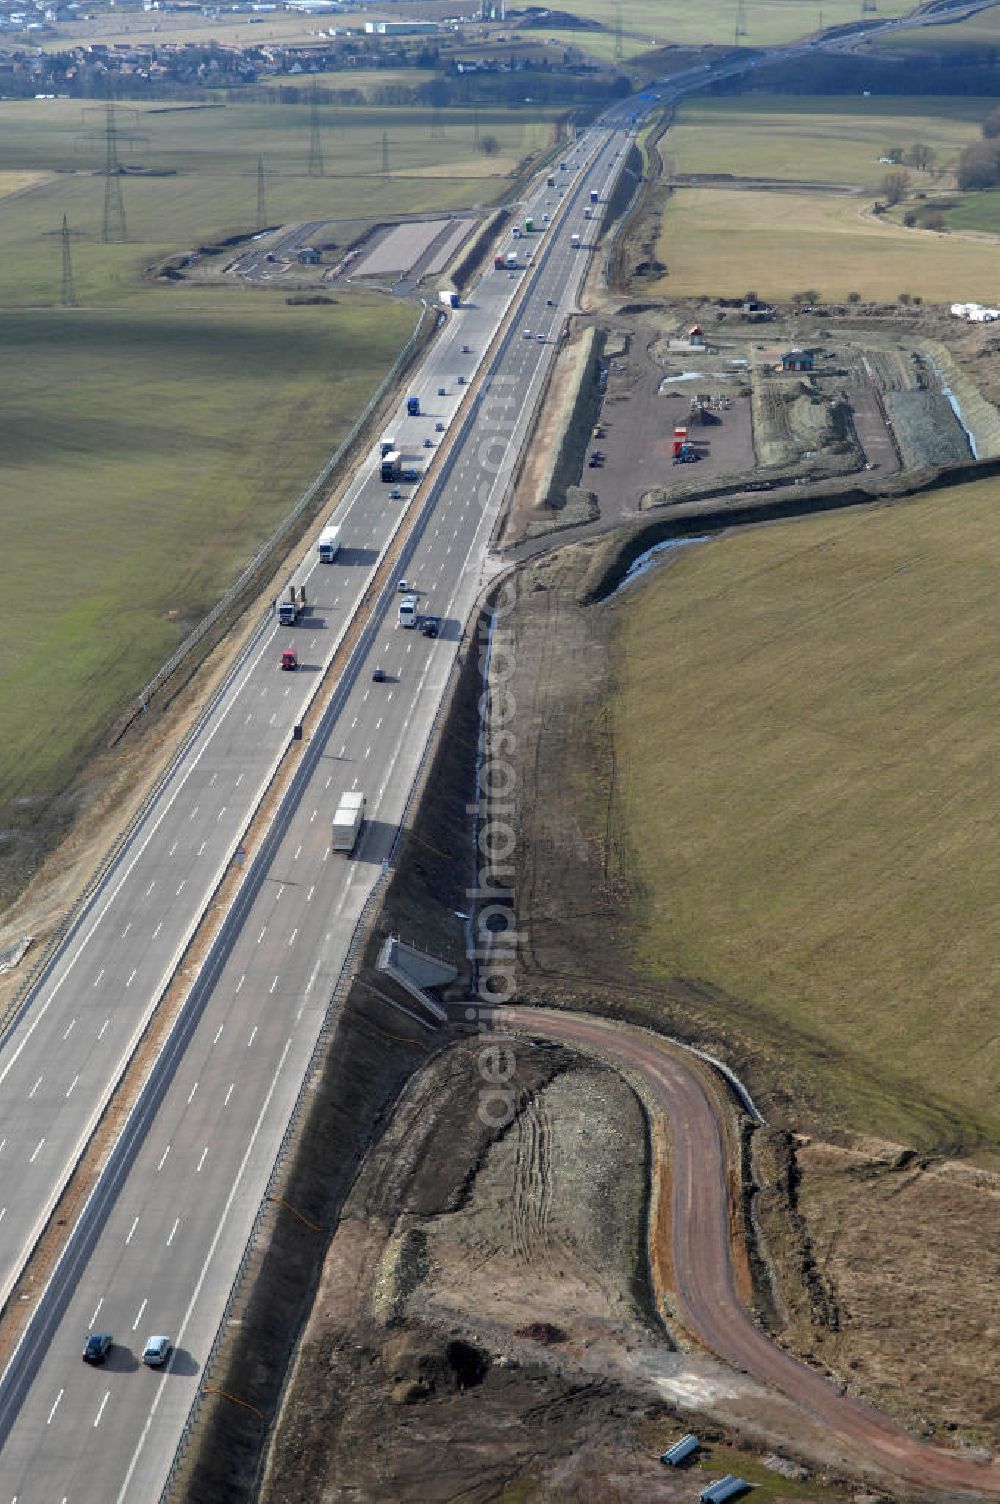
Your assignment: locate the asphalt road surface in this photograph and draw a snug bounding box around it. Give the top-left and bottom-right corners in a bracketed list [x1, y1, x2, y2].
[505, 1009, 1000, 1501]
[0, 88, 659, 1503]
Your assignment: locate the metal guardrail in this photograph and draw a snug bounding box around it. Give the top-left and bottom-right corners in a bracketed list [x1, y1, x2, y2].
[1, 302, 431, 1045]
[159, 137, 631, 1499]
[158, 589, 473, 1503]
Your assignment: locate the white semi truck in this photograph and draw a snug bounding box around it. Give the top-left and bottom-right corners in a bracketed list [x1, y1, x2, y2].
[331, 791, 365, 853]
[317, 523, 341, 562]
[278, 584, 307, 625]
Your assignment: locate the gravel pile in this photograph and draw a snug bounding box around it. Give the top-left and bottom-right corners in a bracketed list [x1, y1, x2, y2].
[884, 390, 971, 470]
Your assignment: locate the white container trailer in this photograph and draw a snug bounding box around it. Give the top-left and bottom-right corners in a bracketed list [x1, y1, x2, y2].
[331, 791, 366, 853]
[398, 595, 418, 628]
[318, 523, 341, 562]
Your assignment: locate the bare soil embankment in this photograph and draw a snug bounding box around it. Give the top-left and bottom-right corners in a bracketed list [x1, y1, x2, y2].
[499, 536, 1000, 1457]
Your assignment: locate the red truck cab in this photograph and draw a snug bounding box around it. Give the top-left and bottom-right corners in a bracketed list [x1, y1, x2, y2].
[280, 648, 299, 671]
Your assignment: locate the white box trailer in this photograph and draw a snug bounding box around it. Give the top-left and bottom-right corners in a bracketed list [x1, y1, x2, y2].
[318, 523, 341, 562]
[331, 791, 365, 853]
[398, 595, 418, 628]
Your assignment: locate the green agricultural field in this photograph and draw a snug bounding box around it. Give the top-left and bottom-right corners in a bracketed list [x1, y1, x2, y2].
[535, 0, 913, 51]
[615, 482, 1000, 1150]
[665, 94, 986, 187]
[871, 3, 1000, 52]
[653, 185, 1000, 302]
[936, 187, 1000, 234]
[0, 289, 416, 897]
[0, 94, 555, 903]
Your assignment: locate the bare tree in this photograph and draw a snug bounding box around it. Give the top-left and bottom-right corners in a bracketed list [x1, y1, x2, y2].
[880, 170, 911, 205]
[983, 106, 1000, 139]
[478, 133, 501, 156]
[906, 143, 936, 172]
[957, 141, 1000, 190]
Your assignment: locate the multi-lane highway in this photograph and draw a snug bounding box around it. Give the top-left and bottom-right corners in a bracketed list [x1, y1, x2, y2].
[0, 26, 969, 1496]
[0, 91, 651, 1502]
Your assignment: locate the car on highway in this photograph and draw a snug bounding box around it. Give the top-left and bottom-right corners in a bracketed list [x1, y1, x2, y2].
[523, 329, 531, 339]
[82, 1333, 113, 1365]
[435, 420, 445, 432]
[423, 437, 434, 448]
[437, 386, 446, 396]
[508, 271, 516, 278]
[421, 616, 441, 639]
[461, 344, 472, 354]
[546, 298, 555, 306]
[142, 1335, 172, 1368]
[537, 333, 545, 343]
[280, 648, 298, 671]
[372, 666, 387, 683]
[457, 375, 466, 385]
[397, 578, 411, 593]
[389, 486, 403, 500]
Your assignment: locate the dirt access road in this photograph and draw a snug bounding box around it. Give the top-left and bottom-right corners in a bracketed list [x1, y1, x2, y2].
[498, 1007, 1000, 1502]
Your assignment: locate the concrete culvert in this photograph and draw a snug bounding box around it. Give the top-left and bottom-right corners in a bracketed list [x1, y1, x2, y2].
[446, 1339, 488, 1389]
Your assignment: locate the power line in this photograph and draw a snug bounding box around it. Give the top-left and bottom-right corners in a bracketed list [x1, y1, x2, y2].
[257, 154, 266, 229]
[380, 129, 390, 175]
[61, 214, 78, 306]
[734, 0, 747, 41]
[614, 0, 624, 60]
[472, 106, 480, 152]
[308, 86, 324, 178]
[102, 100, 127, 244]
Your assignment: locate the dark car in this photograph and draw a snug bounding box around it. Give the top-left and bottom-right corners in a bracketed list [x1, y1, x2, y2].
[421, 616, 440, 638]
[423, 437, 434, 448]
[372, 666, 387, 682]
[83, 1333, 113, 1365]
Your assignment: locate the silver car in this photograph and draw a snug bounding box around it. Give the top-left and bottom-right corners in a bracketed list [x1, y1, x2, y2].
[142, 1335, 172, 1368]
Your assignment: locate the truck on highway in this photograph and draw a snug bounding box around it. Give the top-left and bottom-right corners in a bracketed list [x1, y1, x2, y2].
[278, 584, 307, 625]
[398, 594, 418, 628]
[406, 395, 421, 416]
[589, 189, 599, 203]
[493, 255, 506, 270]
[524, 216, 534, 233]
[331, 791, 365, 854]
[505, 251, 518, 268]
[380, 450, 402, 482]
[380, 438, 396, 457]
[438, 288, 459, 308]
[317, 523, 341, 562]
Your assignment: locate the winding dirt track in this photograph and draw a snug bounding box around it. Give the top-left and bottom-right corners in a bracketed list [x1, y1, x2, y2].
[497, 1007, 1000, 1501]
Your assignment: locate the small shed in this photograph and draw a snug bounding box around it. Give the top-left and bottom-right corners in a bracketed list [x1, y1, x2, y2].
[297, 246, 321, 265]
[700, 1476, 752, 1503]
[780, 348, 814, 373]
[687, 323, 707, 345]
[660, 1433, 699, 1467]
